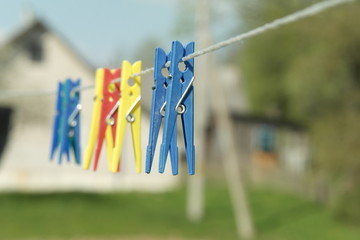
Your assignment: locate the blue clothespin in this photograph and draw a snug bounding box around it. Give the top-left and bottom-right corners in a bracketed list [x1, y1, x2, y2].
[159, 41, 195, 175]
[50, 82, 63, 160]
[50, 79, 81, 165]
[146, 48, 178, 175]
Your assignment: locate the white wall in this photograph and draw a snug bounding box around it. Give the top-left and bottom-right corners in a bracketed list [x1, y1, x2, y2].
[0, 30, 179, 192]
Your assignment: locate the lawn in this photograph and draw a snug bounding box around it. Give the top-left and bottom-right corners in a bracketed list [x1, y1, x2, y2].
[0, 184, 359, 240]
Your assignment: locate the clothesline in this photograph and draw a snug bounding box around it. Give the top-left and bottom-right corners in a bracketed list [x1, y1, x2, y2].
[0, 0, 355, 100]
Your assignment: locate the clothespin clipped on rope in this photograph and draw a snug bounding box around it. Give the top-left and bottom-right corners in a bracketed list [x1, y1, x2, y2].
[50, 79, 81, 165]
[146, 48, 178, 175]
[111, 61, 142, 173]
[93, 69, 121, 171]
[83, 69, 121, 171]
[83, 69, 104, 169]
[50, 82, 63, 161]
[160, 41, 195, 175]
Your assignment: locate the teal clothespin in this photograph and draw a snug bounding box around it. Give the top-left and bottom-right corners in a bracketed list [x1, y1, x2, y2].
[50, 79, 81, 165]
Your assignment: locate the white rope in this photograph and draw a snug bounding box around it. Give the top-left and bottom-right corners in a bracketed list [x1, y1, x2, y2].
[0, 83, 95, 99]
[182, 0, 356, 62]
[0, 89, 57, 99]
[135, 0, 356, 75]
[0, 0, 355, 99]
[71, 84, 95, 94]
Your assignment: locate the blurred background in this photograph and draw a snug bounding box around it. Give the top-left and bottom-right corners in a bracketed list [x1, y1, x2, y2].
[0, 0, 360, 239]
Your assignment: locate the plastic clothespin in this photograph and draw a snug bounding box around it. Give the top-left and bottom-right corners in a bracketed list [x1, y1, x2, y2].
[159, 41, 195, 175]
[51, 79, 81, 165]
[83, 69, 105, 169]
[67, 79, 81, 165]
[93, 68, 121, 171]
[146, 48, 178, 175]
[50, 82, 63, 160]
[111, 61, 142, 173]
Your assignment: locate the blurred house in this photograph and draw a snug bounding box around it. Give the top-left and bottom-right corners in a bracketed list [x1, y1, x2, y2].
[206, 66, 310, 185]
[0, 17, 178, 192]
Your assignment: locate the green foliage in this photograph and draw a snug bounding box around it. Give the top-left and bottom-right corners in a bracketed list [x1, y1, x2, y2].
[234, 0, 360, 222]
[311, 111, 360, 223]
[238, 1, 360, 120]
[0, 185, 360, 239]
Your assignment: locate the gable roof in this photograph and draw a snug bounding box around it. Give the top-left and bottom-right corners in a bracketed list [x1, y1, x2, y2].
[2, 17, 95, 73]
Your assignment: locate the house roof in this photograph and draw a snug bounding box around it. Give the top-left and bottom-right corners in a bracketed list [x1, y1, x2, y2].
[2, 17, 95, 73]
[231, 112, 306, 131]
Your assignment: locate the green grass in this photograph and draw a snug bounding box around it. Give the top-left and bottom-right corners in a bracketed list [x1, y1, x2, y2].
[0, 184, 359, 240]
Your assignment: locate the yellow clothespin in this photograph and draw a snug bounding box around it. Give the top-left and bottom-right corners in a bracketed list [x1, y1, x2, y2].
[111, 61, 142, 173]
[83, 69, 104, 169]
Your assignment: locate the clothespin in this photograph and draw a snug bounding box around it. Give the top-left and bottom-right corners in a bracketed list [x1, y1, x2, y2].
[50, 82, 63, 160]
[83, 69, 105, 169]
[50, 79, 81, 165]
[93, 68, 121, 171]
[111, 61, 142, 173]
[159, 41, 195, 175]
[146, 48, 178, 175]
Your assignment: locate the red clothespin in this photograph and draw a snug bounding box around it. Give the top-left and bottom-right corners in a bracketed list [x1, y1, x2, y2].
[93, 69, 121, 171]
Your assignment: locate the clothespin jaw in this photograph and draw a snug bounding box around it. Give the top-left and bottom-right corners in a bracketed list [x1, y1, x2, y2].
[93, 68, 121, 171]
[112, 61, 142, 173]
[50, 82, 63, 160]
[146, 48, 178, 175]
[83, 69, 105, 169]
[159, 41, 195, 175]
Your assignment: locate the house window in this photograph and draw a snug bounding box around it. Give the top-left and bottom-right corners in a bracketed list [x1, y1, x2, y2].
[0, 107, 12, 162]
[257, 125, 276, 153]
[26, 39, 43, 62]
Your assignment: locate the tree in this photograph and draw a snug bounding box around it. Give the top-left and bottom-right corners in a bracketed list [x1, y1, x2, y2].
[233, 0, 360, 222]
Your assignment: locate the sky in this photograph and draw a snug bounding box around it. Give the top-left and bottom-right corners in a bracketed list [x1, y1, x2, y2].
[0, 0, 181, 66]
[0, 0, 238, 67]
